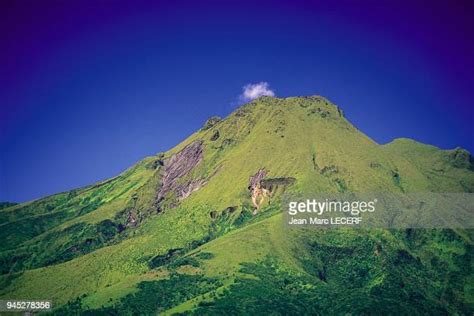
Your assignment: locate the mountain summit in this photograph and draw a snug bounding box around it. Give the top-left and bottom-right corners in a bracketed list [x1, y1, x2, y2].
[1, 96, 473, 314]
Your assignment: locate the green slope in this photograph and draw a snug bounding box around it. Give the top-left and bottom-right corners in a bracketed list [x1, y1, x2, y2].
[0, 96, 472, 314]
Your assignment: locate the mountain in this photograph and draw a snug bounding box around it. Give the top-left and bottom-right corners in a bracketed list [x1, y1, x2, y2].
[1, 96, 473, 314]
[0, 202, 17, 210]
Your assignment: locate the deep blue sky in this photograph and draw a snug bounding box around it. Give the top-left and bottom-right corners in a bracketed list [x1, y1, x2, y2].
[1, 0, 473, 202]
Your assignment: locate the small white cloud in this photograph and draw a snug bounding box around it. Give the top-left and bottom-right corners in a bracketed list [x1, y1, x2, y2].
[240, 82, 275, 102]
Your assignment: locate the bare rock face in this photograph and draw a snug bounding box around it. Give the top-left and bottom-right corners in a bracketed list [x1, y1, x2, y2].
[177, 179, 207, 201]
[248, 169, 269, 210]
[157, 140, 205, 204]
[248, 169, 296, 211]
[249, 168, 267, 191]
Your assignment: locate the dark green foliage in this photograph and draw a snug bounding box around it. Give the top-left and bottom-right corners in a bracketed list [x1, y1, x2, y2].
[55, 274, 222, 315]
[218, 138, 234, 150]
[189, 249, 465, 315]
[209, 203, 276, 234]
[0, 175, 132, 253]
[334, 178, 347, 192]
[311, 153, 319, 170]
[210, 130, 220, 141]
[0, 193, 69, 224]
[149, 203, 273, 271]
[369, 162, 382, 168]
[233, 208, 253, 227]
[189, 260, 322, 315]
[148, 207, 242, 270]
[261, 177, 296, 191]
[0, 219, 122, 274]
[146, 155, 164, 170]
[196, 252, 214, 260]
[0, 272, 22, 293]
[53, 296, 85, 315]
[0, 249, 29, 274]
[149, 248, 184, 268]
[391, 169, 404, 191]
[0, 210, 73, 251]
[307, 107, 330, 118]
[320, 165, 338, 176]
[297, 229, 472, 315]
[169, 256, 200, 269]
[0, 202, 17, 210]
[202, 116, 222, 130]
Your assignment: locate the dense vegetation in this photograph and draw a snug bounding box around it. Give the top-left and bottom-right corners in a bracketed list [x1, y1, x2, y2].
[0, 96, 472, 314]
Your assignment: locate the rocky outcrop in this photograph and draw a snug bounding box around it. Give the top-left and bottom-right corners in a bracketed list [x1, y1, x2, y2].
[248, 169, 270, 210]
[210, 130, 220, 141]
[248, 169, 267, 191]
[157, 140, 205, 204]
[209, 206, 237, 220]
[248, 169, 296, 211]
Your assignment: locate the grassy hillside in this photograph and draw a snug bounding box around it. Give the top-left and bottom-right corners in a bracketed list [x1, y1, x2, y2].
[1, 96, 472, 314]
